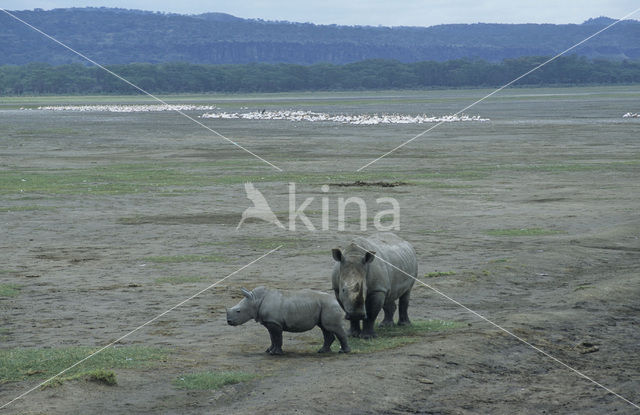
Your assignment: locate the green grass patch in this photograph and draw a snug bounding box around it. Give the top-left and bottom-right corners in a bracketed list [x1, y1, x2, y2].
[0, 284, 21, 297]
[485, 228, 563, 237]
[0, 162, 492, 196]
[375, 320, 462, 337]
[207, 171, 401, 186]
[155, 275, 209, 284]
[521, 161, 640, 173]
[0, 346, 167, 383]
[414, 170, 489, 180]
[0, 205, 56, 212]
[198, 237, 306, 251]
[199, 237, 327, 256]
[85, 368, 117, 385]
[14, 128, 79, 137]
[334, 319, 463, 354]
[42, 369, 117, 388]
[174, 371, 257, 390]
[194, 168, 486, 187]
[239, 237, 303, 251]
[425, 271, 456, 278]
[0, 328, 11, 340]
[0, 164, 207, 195]
[416, 181, 472, 189]
[143, 254, 226, 263]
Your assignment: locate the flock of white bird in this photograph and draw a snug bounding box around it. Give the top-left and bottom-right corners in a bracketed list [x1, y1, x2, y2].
[34, 104, 218, 112]
[28, 105, 638, 122]
[30, 105, 490, 124]
[200, 110, 489, 124]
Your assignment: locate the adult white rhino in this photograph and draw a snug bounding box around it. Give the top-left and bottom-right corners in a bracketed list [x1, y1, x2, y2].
[331, 232, 417, 339]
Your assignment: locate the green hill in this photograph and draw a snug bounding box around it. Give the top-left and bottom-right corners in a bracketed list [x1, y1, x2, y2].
[1, 8, 639, 65]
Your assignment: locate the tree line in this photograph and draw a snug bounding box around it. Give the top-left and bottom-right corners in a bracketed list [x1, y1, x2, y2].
[1, 56, 639, 95]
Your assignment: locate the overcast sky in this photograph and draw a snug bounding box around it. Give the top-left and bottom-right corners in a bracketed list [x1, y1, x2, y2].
[3, 0, 639, 26]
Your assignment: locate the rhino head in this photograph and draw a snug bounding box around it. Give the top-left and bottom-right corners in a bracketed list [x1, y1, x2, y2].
[332, 246, 376, 320]
[226, 288, 259, 326]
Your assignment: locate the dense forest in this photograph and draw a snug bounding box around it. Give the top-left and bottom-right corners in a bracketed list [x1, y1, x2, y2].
[2, 56, 639, 95]
[1, 8, 639, 65]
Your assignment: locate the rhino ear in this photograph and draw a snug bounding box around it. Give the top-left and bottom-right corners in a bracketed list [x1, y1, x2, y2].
[241, 288, 254, 300]
[363, 251, 376, 265]
[332, 248, 343, 262]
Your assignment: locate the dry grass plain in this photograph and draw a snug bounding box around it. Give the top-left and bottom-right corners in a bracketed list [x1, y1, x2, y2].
[1, 86, 639, 414]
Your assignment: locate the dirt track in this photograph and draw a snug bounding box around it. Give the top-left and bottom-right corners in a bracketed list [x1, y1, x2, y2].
[1, 87, 639, 414]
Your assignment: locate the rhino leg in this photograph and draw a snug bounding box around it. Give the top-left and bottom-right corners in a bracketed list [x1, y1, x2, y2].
[317, 327, 335, 353]
[379, 301, 396, 327]
[361, 292, 385, 339]
[398, 290, 411, 326]
[335, 327, 351, 353]
[348, 319, 361, 337]
[264, 322, 284, 355]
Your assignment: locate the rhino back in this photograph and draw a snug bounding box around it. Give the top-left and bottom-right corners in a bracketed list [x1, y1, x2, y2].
[354, 232, 417, 300]
[259, 289, 323, 332]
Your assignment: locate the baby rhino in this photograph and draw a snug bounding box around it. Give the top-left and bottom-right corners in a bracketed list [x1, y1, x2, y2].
[226, 286, 350, 355]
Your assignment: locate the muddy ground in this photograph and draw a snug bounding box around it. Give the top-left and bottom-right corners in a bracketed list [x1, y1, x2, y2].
[1, 87, 639, 414]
